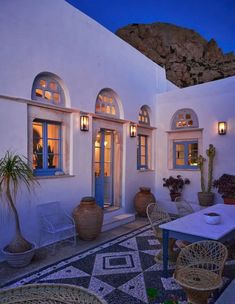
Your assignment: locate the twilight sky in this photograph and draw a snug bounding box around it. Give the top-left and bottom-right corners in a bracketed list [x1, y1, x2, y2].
[66, 0, 235, 54]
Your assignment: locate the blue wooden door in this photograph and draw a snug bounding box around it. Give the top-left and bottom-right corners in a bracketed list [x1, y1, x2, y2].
[94, 129, 114, 208]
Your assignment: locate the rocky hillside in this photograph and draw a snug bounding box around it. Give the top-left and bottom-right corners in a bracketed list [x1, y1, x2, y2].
[116, 22, 235, 87]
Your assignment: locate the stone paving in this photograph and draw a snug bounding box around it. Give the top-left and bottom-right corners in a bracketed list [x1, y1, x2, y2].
[0, 217, 148, 287]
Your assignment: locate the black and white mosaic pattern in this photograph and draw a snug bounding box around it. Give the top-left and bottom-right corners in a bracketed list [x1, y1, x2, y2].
[2, 225, 230, 304]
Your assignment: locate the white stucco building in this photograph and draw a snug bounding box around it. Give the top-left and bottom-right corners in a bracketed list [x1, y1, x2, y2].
[0, 0, 234, 258]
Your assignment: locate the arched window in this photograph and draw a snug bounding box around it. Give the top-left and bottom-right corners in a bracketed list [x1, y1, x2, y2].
[170, 108, 200, 169]
[32, 73, 65, 106]
[138, 106, 150, 125]
[95, 89, 120, 118]
[171, 108, 199, 130]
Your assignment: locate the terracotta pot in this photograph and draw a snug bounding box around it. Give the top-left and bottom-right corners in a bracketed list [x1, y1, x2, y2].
[170, 192, 181, 202]
[134, 187, 156, 217]
[73, 196, 103, 241]
[223, 197, 235, 204]
[198, 192, 214, 206]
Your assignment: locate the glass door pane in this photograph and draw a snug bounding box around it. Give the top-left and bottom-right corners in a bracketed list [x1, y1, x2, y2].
[175, 144, 185, 166]
[94, 129, 114, 208]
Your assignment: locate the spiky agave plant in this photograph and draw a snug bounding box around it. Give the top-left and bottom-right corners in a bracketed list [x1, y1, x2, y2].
[0, 151, 38, 253]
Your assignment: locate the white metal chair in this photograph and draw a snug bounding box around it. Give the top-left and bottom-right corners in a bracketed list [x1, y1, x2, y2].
[174, 197, 194, 248]
[174, 240, 228, 304]
[174, 197, 194, 217]
[146, 202, 178, 262]
[37, 202, 76, 252]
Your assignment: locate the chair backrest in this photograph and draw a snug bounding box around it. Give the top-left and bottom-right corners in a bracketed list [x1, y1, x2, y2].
[174, 197, 194, 217]
[37, 201, 62, 216]
[37, 201, 69, 227]
[147, 203, 171, 235]
[175, 240, 228, 277]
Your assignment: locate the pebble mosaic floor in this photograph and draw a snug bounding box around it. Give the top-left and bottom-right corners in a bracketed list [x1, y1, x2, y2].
[2, 225, 230, 304]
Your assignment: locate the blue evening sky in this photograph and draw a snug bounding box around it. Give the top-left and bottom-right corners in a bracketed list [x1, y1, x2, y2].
[66, 0, 235, 54]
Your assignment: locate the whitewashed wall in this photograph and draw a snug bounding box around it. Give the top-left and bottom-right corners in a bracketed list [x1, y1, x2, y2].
[0, 0, 177, 256]
[155, 76, 235, 210]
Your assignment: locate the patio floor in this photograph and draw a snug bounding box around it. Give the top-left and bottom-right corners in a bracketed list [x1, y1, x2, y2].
[0, 215, 234, 302]
[0, 216, 148, 287]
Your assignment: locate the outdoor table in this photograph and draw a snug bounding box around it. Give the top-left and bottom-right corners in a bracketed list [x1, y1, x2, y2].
[159, 204, 235, 277]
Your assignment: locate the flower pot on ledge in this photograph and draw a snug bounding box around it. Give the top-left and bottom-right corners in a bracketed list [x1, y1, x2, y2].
[223, 197, 235, 205]
[198, 192, 214, 206]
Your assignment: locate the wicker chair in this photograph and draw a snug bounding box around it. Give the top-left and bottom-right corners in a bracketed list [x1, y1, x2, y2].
[0, 283, 107, 304]
[173, 240, 228, 304]
[146, 202, 178, 263]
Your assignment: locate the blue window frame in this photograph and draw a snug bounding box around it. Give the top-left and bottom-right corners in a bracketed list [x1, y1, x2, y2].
[173, 141, 198, 169]
[33, 120, 62, 176]
[137, 135, 148, 169]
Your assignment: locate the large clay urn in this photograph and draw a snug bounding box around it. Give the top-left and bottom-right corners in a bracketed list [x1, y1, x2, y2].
[134, 187, 156, 217]
[73, 196, 103, 241]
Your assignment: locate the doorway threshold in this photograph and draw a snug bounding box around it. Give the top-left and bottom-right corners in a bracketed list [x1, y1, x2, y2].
[104, 206, 120, 213]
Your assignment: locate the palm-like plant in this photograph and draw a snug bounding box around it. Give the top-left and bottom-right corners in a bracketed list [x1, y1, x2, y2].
[0, 151, 37, 253]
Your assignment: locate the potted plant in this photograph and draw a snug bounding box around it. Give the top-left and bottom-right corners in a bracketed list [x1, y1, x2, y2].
[163, 175, 190, 201]
[0, 151, 38, 267]
[47, 145, 55, 168]
[198, 144, 216, 206]
[213, 174, 235, 204]
[33, 144, 43, 168]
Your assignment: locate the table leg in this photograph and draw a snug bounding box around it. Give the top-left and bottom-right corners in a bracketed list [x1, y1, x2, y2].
[162, 229, 169, 277]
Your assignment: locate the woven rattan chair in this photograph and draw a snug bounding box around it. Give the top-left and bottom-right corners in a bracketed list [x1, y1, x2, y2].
[173, 240, 228, 304]
[146, 202, 178, 263]
[0, 283, 107, 304]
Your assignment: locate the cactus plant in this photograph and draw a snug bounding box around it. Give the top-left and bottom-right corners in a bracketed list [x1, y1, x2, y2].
[198, 144, 216, 193]
[198, 144, 216, 206]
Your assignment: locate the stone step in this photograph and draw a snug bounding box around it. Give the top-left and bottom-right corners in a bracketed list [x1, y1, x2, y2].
[102, 213, 135, 232]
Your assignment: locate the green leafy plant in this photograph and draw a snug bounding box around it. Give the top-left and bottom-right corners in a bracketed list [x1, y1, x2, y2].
[34, 145, 55, 168]
[213, 174, 235, 199]
[33, 144, 43, 168]
[163, 300, 178, 304]
[146, 287, 160, 299]
[47, 145, 54, 167]
[163, 175, 190, 194]
[0, 151, 38, 253]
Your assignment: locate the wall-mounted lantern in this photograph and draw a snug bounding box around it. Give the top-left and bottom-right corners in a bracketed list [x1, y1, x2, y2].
[80, 113, 89, 131]
[129, 123, 137, 137]
[218, 121, 227, 135]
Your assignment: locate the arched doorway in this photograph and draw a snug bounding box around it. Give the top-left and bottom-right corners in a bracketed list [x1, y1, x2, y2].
[93, 89, 123, 209]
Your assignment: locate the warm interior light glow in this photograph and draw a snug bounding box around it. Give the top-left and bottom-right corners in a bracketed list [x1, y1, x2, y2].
[80, 114, 89, 131]
[130, 124, 137, 137]
[218, 121, 227, 135]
